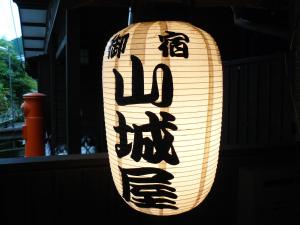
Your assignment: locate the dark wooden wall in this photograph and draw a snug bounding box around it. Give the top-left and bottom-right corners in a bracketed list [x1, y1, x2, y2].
[53, 59, 67, 147]
[78, 6, 129, 152]
[0, 150, 298, 225]
[32, 5, 294, 154]
[222, 53, 296, 148]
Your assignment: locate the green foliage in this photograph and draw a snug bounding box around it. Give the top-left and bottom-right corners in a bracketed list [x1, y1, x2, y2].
[0, 83, 8, 112]
[0, 38, 37, 114]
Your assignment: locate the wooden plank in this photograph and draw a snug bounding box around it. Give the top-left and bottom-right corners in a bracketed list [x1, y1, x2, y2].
[228, 66, 238, 144]
[221, 66, 230, 145]
[269, 59, 282, 143]
[281, 56, 295, 143]
[248, 62, 258, 145]
[54, 169, 83, 225]
[54, 63, 66, 147]
[238, 63, 248, 145]
[0, 147, 24, 158]
[0, 153, 109, 171]
[81, 167, 112, 222]
[0, 173, 30, 225]
[257, 61, 270, 144]
[29, 171, 55, 225]
[0, 135, 22, 141]
[0, 127, 22, 141]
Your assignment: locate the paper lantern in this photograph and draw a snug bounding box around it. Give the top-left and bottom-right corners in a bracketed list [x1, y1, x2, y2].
[102, 21, 222, 216]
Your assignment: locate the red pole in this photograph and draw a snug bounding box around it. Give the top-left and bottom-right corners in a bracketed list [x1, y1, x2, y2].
[21, 93, 46, 157]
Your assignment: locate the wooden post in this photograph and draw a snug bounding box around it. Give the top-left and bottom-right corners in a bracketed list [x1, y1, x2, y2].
[291, 1, 300, 142]
[48, 38, 57, 152]
[65, 9, 81, 154]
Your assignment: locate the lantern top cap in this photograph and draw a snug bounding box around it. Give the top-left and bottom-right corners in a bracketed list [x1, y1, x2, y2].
[130, 20, 191, 24]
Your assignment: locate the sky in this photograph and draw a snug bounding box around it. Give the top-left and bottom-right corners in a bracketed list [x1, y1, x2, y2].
[0, 0, 21, 41]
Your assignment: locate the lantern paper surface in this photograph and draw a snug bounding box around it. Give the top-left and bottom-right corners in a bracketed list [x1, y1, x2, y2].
[102, 21, 222, 216]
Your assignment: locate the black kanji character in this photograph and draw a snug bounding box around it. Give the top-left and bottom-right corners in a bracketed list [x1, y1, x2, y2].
[159, 31, 189, 58]
[114, 55, 173, 107]
[114, 111, 133, 158]
[119, 166, 178, 209]
[108, 33, 129, 59]
[114, 111, 179, 165]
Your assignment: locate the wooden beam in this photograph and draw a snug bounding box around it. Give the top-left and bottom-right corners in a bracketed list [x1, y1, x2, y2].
[44, 0, 61, 52]
[24, 47, 44, 51]
[23, 36, 45, 40]
[0, 152, 109, 170]
[64, 0, 261, 8]
[192, 0, 261, 7]
[0, 127, 22, 141]
[13, 0, 49, 9]
[21, 22, 46, 27]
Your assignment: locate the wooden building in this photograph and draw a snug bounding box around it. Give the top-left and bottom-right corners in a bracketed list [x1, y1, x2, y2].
[0, 0, 299, 224]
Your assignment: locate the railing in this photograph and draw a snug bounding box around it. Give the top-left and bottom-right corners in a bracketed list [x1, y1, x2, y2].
[0, 126, 24, 157]
[0, 112, 13, 127]
[222, 53, 296, 149]
[0, 107, 24, 128]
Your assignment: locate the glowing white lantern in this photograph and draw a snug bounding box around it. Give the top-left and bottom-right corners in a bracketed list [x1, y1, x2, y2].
[102, 21, 222, 216]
